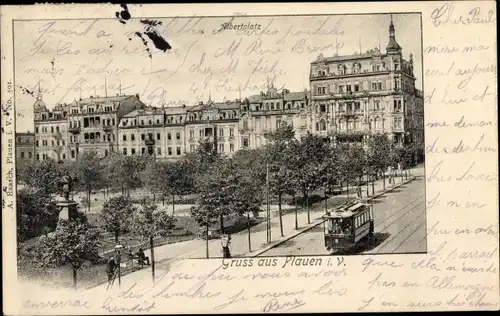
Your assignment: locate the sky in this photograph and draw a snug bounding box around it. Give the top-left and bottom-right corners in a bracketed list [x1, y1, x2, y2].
[14, 13, 422, 132]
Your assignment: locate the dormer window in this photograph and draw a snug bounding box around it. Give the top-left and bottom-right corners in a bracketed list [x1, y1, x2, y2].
[353, 63, 360, 74]
[338, 64, 345, 75]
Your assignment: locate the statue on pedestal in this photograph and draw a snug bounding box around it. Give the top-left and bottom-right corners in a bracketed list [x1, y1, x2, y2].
[60, 173, 74, 201]
[57, 173, 79, 221]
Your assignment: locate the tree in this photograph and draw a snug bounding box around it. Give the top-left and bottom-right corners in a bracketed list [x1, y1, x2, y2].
[100, 195, 136, 243]
[17, 188, 59, 242]
[190, 157, 238, 258]
[232, 148, 267, 213]
[366, 135, 392, 190]
[140, 160, 166, 201]
[294, 133, 329, 223]
[320, 145, 340, 213]
[118, 156, 152, 196]
[337, 144, 365, 200]
[130, 198, 176, 281]
[164, 160, 195, 215]
[183, 139, 223, 182]
[35, 217, 101, 290]
[230, 159, 264, 252]
[75, 150, 104, 212]
[265, 123, 296, 235]
[17, 158, 62, 196]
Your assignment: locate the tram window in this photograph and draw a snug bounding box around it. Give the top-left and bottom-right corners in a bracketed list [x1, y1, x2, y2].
[328, 218, 352, 235]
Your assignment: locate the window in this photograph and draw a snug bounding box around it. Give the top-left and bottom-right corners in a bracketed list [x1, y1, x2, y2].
[168, 147, 172, 155]
[37, 154, 40, 160]
[28, 152, 32, 159]
[354, 119, 361, 130]
[374, 100, 381, 110]
[36, 140, 39, 147]
[319, 120, 327, 131]
[176, 132, 181, 140]
[320, 104, 326, 113]
[36, 127, 39, 133]
[243, 138, 249, 148]
[140, 147, 145, 155]
[394, 100, 402, 111]
[123, 134, 127, 141]
[338, 85, 344, 93]
[229, 128, 234, 137]
[347, 85, 352, 92]
[140, 134, 145, 141]
[395, 63, 400, 70]
[149, 120, 152, 125]
[230, 143, 234, 152]
[156, 119, 160, 124]
[317, 86, 326, 95]
[157, 147, 161, 155]
[219, 144, 224, 152]
[141, 120, 144, 125]
[131, 134, 135, 141]
[157, 133, 161, 140]
[394, 79, 400, 90]
[189, 130, 194, 138]
[123, 148, 127, 155]
[354, 84, 360, 92]
[56, 126, 60, 133]
[176, 147, 181, 155]
[219, 129, 224, 137]
[199, 130, 204, 138]
[338, 65, 345, 75]
[21, 152, 25, 159]
[51, 126, 54, 133]
[132, 148, 136, 155]
[52, 140, 55, 146]
[167, 132, 171, 140]
[354, 102, 361, 112]
[62, 140, 65, 146]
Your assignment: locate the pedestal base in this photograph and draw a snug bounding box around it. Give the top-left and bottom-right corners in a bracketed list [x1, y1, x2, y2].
[57, 200, 79, 220]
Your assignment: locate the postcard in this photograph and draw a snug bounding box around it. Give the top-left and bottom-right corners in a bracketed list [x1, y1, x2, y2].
[1, 1, 498, 314]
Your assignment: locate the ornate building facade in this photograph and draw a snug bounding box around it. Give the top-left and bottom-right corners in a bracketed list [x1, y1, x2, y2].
[15, 132, 36, 167]
[309, 16, 423, 147]
[24, 17, 422, 163]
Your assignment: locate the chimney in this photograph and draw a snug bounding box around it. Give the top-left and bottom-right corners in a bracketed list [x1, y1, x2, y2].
[182, 104, 186, 108]
[90, 96, 93, 99]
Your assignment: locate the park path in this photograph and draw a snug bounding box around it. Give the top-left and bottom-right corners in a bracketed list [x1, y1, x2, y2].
[91, 165, 423, 290]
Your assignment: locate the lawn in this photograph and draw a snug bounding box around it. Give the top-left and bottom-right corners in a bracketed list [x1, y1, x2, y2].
[17, 212, 264, 289]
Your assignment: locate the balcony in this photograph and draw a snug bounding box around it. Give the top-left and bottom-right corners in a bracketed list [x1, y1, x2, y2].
[69, 127, 81, 134]
[337, 110, 362, 117]
[103, 126, 113, 132]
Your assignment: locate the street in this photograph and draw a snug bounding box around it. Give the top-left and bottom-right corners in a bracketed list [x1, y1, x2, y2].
[261, 175, 426, 256]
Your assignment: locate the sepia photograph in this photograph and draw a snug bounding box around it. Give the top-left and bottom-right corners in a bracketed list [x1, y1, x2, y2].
[13, 10, 424, 291]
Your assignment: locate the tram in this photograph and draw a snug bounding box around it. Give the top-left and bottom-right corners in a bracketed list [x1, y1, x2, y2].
[322, 201, 374, 252]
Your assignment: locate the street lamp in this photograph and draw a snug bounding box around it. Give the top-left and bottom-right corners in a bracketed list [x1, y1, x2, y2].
[221, 234, 231, 258]
[114, 244, 123, 287]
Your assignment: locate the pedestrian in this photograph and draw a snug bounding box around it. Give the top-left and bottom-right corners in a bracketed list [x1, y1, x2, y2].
[136, 248, 150, 266]
[106, 256, 117, 289]
[222, 236, 232, 258]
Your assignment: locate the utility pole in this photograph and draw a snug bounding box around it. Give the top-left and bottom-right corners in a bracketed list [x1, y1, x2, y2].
[266, 162, 271, 243]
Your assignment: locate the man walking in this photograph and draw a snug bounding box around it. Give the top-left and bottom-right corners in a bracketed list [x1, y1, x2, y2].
[106, 255, 117, 289]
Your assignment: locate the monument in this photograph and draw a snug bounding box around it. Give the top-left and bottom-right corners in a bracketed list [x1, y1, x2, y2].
[57, 173, 79, 220]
